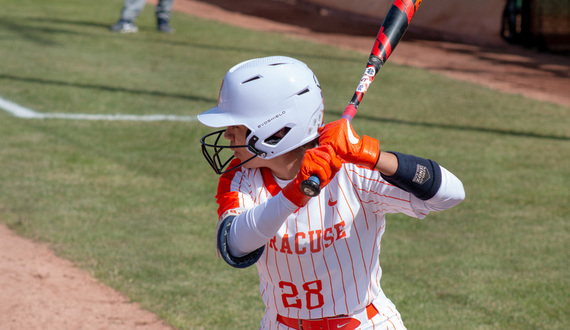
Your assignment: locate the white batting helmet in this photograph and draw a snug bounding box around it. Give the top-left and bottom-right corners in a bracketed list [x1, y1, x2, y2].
[198, 56, 324, 174]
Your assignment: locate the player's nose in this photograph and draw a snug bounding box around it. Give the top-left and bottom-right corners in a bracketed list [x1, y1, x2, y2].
[223, 127, 234, 141]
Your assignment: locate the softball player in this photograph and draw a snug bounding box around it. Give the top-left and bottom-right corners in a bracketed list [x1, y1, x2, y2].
[198, 56, 465, 329]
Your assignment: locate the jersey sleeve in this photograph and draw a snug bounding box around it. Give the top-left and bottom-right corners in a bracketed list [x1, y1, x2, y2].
[214, 159, 264, 268]
[349, 163, 463, 219]
[347, 164, 432, 219]
[409, 165, 465, 212]
[215, 159, 256, 220]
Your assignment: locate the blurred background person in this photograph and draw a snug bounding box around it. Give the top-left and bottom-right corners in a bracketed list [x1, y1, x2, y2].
[110, 0, 174, 33]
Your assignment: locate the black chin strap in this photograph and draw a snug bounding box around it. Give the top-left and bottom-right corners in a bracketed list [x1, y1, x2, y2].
[247, 135, 267, 158]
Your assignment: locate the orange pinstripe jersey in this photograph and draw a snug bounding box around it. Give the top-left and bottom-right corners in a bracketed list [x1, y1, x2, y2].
[215, 161, 430, 323]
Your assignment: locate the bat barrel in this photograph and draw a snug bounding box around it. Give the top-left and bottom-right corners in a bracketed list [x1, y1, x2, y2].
[301, 0, 422, 197]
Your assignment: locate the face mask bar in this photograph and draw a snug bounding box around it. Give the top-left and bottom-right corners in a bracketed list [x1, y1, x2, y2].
[200, 129, 260, 175]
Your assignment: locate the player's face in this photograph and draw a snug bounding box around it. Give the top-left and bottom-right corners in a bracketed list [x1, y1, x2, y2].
[224, 125, 248, 147]
[224, 125, 264, 168]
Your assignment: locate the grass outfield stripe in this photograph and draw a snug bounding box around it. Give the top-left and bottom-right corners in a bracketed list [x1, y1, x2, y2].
[0, 95, 197, 122]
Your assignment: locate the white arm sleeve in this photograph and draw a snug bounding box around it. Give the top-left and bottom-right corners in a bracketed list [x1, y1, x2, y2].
[412, 165, 465, 212]
[227, 192, 298, 257]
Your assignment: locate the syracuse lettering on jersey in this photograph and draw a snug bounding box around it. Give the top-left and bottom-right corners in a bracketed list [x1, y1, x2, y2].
[268, 221, 347, 255]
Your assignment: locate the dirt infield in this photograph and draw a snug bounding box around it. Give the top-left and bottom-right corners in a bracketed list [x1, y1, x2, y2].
[1, 1, 568, 330]
[0, 224, 173, 330]
[175, 0, 570, 107]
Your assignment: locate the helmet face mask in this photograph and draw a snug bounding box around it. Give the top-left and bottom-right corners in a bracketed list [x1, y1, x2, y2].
[198, 56, 324, 174]
[200, 129, 260, 174]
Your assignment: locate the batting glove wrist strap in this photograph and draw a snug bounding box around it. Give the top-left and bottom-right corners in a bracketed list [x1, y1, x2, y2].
[358, 135, 381, 169]
[282, 177, 312, 208]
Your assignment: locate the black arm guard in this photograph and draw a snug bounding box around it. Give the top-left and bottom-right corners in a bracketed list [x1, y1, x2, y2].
[216, 216, 264, 269]
[380, 152, 442, 200]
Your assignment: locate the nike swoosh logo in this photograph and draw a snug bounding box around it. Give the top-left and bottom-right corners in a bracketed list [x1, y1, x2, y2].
[328, 198, 337, 207]
[337, 321, 351, 328]
[346, 120, 359, 144]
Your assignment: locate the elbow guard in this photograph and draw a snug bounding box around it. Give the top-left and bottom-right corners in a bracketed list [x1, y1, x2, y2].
[381, 152, 442, 200]
[216, 216, 264, 269]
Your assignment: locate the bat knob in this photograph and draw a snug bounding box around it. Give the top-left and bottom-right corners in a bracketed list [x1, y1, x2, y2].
[301, 175, 321, 197]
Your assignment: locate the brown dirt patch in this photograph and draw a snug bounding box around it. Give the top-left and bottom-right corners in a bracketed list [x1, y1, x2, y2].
[175, 0, 570, 107]
[0, 224, 173, 330]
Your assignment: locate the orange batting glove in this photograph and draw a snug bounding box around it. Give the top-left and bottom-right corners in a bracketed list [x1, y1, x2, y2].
[282, 145, 343, 207]
[318, 119, 380, 169]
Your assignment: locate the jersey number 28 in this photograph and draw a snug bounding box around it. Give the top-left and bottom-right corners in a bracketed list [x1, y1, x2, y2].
[279, 280, 324, 310]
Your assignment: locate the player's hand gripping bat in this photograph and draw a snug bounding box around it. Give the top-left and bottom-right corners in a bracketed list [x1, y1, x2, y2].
[301, 0, 423, 197]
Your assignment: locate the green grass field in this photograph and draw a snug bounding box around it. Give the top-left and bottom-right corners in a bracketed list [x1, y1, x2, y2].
[1, 0, 568, 329]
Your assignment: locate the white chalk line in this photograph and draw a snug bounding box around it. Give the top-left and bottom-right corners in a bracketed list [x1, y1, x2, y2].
[0, 95, 197, 122]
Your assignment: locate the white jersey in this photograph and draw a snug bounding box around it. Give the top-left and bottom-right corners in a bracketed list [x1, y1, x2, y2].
[216, 161, 453, 328]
